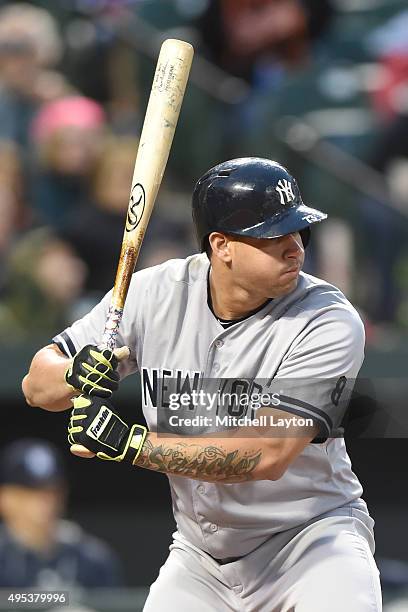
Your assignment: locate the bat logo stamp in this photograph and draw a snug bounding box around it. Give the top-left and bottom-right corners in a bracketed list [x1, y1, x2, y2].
[125, 183, 146, 232]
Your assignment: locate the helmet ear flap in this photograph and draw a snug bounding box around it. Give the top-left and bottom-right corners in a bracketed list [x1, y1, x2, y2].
[300, 227, 311, 248]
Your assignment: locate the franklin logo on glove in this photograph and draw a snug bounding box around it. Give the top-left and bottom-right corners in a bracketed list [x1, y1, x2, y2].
[88, 407, 111, 440]
[68, 395, 147, 463]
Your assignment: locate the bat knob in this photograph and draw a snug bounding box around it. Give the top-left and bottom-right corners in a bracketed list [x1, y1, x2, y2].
[114, 346, 131, 361]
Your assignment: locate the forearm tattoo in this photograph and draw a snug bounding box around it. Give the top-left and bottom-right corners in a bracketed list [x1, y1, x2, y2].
[135, 437, 262, 482]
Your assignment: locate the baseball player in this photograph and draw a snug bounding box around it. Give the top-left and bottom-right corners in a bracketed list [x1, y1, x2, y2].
[23, 158, 382, 611]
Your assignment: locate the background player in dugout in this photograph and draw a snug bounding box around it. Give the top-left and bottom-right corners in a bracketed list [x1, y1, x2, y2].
[23, 158, 382, 611]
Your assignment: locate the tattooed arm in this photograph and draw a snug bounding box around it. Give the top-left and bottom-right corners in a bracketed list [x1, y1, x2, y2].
[134, 411, 318, 483]
[134, 433, 264, 482]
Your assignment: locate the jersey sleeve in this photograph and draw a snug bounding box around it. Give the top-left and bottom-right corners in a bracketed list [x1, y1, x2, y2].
[53, 289, 139, 379]
[271, 307, 365, 438]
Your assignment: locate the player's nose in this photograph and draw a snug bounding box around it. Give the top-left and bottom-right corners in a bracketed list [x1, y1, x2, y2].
[282, 232, 304, 256]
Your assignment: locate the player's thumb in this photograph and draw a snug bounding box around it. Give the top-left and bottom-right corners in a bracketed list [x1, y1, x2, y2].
[70, 444, 95, 459]
[113, 346, 130, 361]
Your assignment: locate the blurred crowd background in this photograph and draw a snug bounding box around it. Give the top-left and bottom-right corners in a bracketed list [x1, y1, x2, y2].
[1, 0, 408, 610]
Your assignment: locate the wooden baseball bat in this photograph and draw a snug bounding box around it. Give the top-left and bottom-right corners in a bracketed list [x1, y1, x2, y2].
[71, 38, 194, 458]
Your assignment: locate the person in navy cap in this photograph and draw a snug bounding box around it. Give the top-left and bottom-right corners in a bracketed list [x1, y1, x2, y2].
[0, 438, 123, 589]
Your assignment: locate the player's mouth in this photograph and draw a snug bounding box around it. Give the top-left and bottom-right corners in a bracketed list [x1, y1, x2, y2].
[281, 265, 300, 277]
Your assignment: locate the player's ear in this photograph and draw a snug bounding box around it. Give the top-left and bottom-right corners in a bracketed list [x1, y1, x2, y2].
[208, 232, 232, 263]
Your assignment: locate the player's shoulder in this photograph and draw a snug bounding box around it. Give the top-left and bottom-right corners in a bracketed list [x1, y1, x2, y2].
[294, 271, 365, 338]
[295, 271, 358, 311]
[128, 252, 208, 291]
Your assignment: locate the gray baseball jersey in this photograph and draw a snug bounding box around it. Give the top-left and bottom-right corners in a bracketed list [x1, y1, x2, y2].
[54, 253, 366, 559]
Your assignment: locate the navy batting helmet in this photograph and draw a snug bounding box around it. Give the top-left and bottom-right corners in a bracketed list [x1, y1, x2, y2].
[192, 158, 327, 251]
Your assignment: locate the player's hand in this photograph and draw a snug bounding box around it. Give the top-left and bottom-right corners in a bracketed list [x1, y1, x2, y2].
[68, 395, 147, 462]
[65, 345, 122, 398]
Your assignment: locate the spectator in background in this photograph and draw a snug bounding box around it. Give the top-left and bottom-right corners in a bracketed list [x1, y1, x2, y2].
[196, 0, 333, 156]
[0, 141, 24, 286]
[361, 114, 408, 326]
[0, 3, 70, 149]
[62, 2, 141, 134]
[60, 135, 193, 298]
[30, 96, 106, 230]
[59, 135, 138, 297]
[0, 228, 86, 340]
[0, 439, 123, 589]
[197, 0, 333, 85]
[357, 8, 408, 325]
[366, 9, 408, 122]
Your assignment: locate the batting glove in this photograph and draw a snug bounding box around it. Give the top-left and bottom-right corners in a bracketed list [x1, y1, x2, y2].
[65, 345, 120, 398]
[68, 395, 147, 462]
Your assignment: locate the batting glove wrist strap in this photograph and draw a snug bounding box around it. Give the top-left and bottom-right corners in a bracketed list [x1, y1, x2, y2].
[68, 395, 147, 463]
[65, 345, 120, 398]
[121, 424, 148, 464]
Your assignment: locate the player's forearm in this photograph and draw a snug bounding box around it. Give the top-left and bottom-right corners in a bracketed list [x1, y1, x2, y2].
[134, 432, 283, 482]
[22, 345, 75, 411]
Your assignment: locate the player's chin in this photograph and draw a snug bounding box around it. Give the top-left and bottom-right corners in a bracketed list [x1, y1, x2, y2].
[274, 274, 299, 295]
[255, 271, 299, 297]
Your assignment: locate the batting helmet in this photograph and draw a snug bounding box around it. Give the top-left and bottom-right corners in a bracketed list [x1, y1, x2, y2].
[192, 157, 327, 251]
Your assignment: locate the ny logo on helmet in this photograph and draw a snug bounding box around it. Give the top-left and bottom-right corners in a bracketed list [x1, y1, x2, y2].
[275, 179, 295, 205]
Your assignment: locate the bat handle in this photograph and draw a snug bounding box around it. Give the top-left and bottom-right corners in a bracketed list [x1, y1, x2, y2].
[101, 305, 124, 351]
[70, 315, 130, 459]
[100, 305, 131, 358]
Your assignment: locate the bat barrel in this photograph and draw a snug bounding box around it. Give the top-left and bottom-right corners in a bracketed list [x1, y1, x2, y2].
[101, 38, 194, 350]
